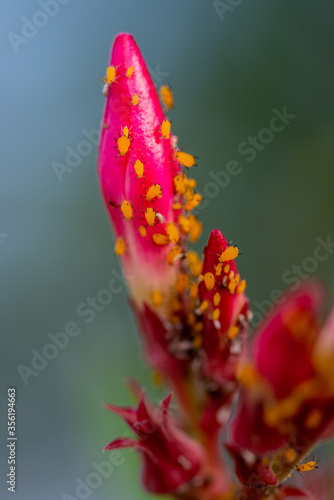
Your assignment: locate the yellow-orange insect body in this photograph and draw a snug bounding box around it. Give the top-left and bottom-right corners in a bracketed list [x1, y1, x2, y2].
[173, 174, 186, 195]
[184, 193, 202, 212]
[126, 66, 134, 77]
[139, 225, 147, 237]
[123, 126, 130, 138]
[120, 200, 132, 220]
[159, 85, 174, 111]
[145, 207, 156, 226]
[117, 135, 131, 156]
[219, 246, 239, 263]
[104, 65, 116, 84]
[161, 119, 171, 139]
[146, 184, 162, 202]
[166, 222, 179, 244]
[132, 94, 139, 105]
[175, 151, 196, 168]
[115, 237, 126, 256]
[152, 233, 170, 245]
[204, 272, 215, 291]
[295, 461, 319, 473]
[134, 159, 144, 178]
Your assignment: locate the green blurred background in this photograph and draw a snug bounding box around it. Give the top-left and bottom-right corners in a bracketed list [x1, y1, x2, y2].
[1, 1, 334, 499]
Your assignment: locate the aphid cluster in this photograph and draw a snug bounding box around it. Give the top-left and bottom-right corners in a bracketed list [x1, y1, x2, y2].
[103, 64, 246, 350]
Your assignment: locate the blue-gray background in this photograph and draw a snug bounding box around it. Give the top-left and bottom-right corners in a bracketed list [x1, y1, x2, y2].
[1, 1, 334, 499]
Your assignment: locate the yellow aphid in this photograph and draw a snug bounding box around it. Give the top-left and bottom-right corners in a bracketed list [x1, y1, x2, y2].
[215, 262, 223, 276]
[123, 126, 130, 138]
[117, 135, 131, 156]
[126, 66, 134, 77]
[132, 94, 139, 105]
[198, 300, 209, 313]
[227, 326, 239, 339]
[173, 202, 182, 210]
[159, 85, 174, 111]
[188, 216, 202, 242]
[186, 178, 197, 189]
[120, 200, 132, 220]
[138, 225, 147, 237]
[146, 184, 162, 201]
[224, 264, 230, 274]
[212, 309, 220, 321]
[104, 65, 116, 84]
[176, 273, 190, 293]
[145, 207, 156, 226]
[219, 246, 239, 262]
[166, 222, 179, 244]
[115, 237, 125, 256]
[152, 290, 163, 307]
[184, 186, 194, 201]
[175, 151, 196, 168]
[190, 282, 198, 299]
[204, 272, 215, 291]
[184, 193, 202, 212]
[237, 279, 247, 294]
[187, 251, 203, 277]
[167, 245, 182, 265]
[173, 174, 186, 195]
[161, 118, 171, 139]
[295, 461, 319, 473]
[152, 233, 170, 245]
[134, 159, 144, 178]
[213, 292, 221, 306]
[178, 215, 191, 234]
[228, 276, 240, 294]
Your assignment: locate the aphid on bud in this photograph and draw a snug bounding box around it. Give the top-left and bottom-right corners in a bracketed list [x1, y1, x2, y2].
[219, 245, 239, 263]
[213, 292, 221, 306]
[152, 233, 170, 245]
[115, 237, 126, 256]
[161, 118, 171, 139]
[115, 134, 131, 156]
[173, 203, 182, 210]
[203, 272, 215, 291]
[120, 200, 133, 220]
[173, 174, 186, 195]
[166, 222, 179, 244]
[123, 126, 130, 138]
[212, 309, 220, 321]
[167, 245, 182, 265]
[237, 280, 247, 294]
[102, 65, 117, 95]
[159, 85, 174, 111]
[175, 151, 196, 168]
[146, 184, 162, 202]
[184, 193, 202, 212]
[126, 66, 134, 77]
[138, 225, 147, 237]
[227, 325, 239, 339]
[215, 262, 223, 276]
[145, 207, 156, 226]
[104, 65, 116, 84]
[152, 290, 163, 307]
[133, 159, 144, 178]
[295, 460, 319, 473]
[190, 282, 198, 299]
[176, 273, 190, 293]
[132, 94, 139, 105]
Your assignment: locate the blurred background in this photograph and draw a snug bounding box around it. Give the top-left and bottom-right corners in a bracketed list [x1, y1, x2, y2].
[1, 1, 334, 498]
